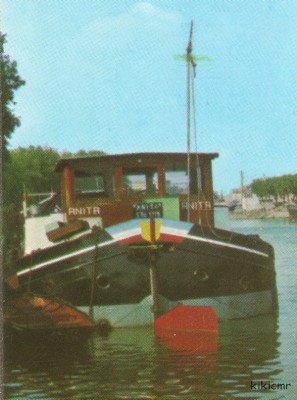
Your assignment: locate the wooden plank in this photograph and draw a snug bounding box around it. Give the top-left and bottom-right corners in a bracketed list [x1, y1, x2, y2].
[46, 219, 90, 242]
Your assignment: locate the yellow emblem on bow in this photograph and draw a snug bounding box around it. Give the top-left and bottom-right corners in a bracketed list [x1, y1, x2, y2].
[140, 220, 162, 243]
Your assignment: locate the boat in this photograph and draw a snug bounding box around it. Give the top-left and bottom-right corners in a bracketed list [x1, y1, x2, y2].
[4, 23, 277, 329]
[214, 200, 240, 212]
[4, 150, 278, 327]
[4, 293, 96, 337]
[287, 204, 297, 219]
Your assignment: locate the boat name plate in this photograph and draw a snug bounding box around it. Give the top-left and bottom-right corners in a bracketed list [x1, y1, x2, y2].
[133, 202, 163, 218]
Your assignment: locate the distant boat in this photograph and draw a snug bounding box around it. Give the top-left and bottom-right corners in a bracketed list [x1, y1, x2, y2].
[228, 200, 240, 211]
[214, 200, 239, 212]
[4, 293, 95, 336]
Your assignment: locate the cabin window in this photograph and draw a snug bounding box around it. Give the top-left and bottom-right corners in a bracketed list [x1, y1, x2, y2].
[165, 163, 202, 195]
[123, 168, 158, 196]
[75, 167, 115, 198]
[165, 171, 189, 195]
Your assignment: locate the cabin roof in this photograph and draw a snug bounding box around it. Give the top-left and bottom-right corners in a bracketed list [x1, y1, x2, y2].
[54, 152, 219, 172]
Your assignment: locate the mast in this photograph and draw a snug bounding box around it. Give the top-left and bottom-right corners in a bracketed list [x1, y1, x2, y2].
[186, 21, 193, 222]
[182, 21, 210, 222]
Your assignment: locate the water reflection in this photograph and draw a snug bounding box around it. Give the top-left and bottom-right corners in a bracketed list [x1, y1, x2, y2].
[215, 315, 282, 399]
[4, 313, 282, 399]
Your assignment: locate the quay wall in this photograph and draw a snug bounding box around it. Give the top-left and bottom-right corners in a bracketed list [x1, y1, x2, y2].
[230, 208, 290, 220]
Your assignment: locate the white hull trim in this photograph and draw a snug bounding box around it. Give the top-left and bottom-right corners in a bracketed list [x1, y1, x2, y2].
[17, 239, 118, 277]
[18, 219, 269, 277]
[107, 219, 269, 258]
[78, 290, 274, 328]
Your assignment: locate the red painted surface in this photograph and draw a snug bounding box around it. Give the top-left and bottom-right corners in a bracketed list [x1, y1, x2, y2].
[155, 305, 218, 353]
[63, 166, 75, 208]
[159, 233, 185, 243]
[118, 235, 143, 245]
[156, 329, 217, 354]
[117, 232, 185, 246]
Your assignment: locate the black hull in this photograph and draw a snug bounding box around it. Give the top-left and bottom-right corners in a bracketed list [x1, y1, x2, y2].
[5, 219, 277, 325]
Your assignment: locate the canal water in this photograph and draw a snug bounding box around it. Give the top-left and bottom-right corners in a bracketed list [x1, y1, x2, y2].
[3, 219, 296, 399]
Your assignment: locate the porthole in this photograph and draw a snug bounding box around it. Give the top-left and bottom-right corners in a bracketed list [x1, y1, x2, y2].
[96, 274, 111, 289]
[194, 269, 209, 282]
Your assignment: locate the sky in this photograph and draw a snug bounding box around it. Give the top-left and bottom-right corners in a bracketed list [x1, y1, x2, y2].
[2, 0, 297, 194]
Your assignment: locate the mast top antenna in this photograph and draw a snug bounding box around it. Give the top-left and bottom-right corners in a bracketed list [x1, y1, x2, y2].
[186, 20, 194, 55]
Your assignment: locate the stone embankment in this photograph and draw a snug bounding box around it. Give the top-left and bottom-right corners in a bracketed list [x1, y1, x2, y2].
[230, 208, 289, 220]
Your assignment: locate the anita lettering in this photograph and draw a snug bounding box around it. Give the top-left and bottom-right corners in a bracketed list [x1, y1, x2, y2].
[181, 201, 212, 210]
[68, 207, 101, 216]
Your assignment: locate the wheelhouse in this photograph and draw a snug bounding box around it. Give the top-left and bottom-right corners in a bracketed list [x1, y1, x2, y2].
[55, 152, 219, 228]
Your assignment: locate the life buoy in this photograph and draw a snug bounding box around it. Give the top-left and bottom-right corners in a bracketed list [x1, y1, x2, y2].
[194, 269, 209, 282]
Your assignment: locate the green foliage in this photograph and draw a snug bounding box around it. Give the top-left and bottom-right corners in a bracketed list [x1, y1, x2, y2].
[0, 32, 25, 161]
[4, 147, 106, 209]
[61, 149, 106, 158]
[3, 146, 106, 261]
[1, 32, 25, 261]
[251, 174, 297, 202]
[4, 146, 61, 208]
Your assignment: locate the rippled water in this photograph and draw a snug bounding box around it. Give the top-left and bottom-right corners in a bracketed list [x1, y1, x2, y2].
[4, 220, 297, 399]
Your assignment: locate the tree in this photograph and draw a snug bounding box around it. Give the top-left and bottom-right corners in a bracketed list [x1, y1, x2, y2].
[4, 147, 107, 209]
[1, 32, 25, 161]
[61, 149, 106, 158]
[251, 174, 297, 203]
[1, 32, 25, 262]
[3, 144, 106, 261]
[5, 146, 61, 208]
